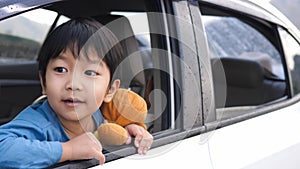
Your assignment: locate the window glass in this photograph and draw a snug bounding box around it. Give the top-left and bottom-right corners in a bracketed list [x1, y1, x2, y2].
[0, 9, 57, 62]
[278, 27, 300, 95]
[203, 15, 287, 111]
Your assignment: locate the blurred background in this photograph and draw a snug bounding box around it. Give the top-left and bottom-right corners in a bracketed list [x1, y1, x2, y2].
[270, 0, 300, 30]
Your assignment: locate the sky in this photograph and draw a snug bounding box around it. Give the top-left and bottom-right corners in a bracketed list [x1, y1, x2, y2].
[21, 9, 57, 25]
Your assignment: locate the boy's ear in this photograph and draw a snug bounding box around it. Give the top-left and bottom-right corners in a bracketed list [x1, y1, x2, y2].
[39, 71, 47, 95]
[103, 79, 120, 103]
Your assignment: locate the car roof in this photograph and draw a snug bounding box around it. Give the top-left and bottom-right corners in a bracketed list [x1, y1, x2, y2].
[1, 0, 300, 40]
[0, 0, 145, 21]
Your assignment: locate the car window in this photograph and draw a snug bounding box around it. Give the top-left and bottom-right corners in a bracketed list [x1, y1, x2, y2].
[278, 27, 300, 95]
[0, 0, 176, 140]
[0, 9, 57, 63]
[204, 16, 284, 79]
[201, 10, 287, 119]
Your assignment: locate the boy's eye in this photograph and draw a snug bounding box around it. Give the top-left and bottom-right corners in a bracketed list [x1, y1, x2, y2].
[85, 70, 99, 76]
[54, 67, 68, 73]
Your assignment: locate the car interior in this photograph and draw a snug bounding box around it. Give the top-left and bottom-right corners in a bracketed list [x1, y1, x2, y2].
[212, 57, 286, 108]
[0, 61, 41, 124]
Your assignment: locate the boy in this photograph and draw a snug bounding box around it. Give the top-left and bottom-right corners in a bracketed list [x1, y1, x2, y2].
[0, 18, 153, 168]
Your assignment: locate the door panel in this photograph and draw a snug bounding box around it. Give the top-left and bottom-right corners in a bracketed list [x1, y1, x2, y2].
[0, 61, 41, 125]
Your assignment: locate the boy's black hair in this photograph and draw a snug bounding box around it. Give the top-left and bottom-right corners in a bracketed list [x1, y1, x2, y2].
[38, 17, 123, 87]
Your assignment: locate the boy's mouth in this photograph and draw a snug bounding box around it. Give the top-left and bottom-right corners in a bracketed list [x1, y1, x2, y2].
[63, 99, 82, 103]
[62, 98, 84, 106]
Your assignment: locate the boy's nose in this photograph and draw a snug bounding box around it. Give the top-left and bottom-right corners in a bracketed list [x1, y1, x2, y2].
[65, 72, 83, 91]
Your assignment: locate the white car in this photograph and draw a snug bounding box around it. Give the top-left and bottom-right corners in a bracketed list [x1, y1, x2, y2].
[0, 0, 300, 168]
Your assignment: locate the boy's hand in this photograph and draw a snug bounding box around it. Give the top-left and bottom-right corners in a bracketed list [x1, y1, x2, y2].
[125, 124, 153, 155]
[61, 132, 105, 165]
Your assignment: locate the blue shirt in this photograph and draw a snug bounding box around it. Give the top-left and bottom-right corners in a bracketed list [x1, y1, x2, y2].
[0, 100, 103, 168]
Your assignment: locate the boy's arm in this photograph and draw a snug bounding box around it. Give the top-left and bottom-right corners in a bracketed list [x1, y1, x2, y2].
[0, 130, 105, 168]
[0, 118, 63, 168]
[0, 132, 62, 168]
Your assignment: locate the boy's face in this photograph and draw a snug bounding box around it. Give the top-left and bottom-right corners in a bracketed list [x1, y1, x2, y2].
[40, 47, 119, 122]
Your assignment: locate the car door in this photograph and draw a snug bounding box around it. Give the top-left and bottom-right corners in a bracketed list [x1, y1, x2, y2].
[192, 0, 300, 168]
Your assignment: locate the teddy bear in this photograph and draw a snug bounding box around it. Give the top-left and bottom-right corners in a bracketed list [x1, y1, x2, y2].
[94, 88, 148, 146]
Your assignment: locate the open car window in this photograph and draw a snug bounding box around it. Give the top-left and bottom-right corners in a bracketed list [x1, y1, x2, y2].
[0, 1, 183, 165]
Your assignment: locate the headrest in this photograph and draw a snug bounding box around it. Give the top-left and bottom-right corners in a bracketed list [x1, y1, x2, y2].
[94, 15, 136, 43]
[93, 15, 145, 90]
[240, 52, 273, 73]
[212, 57, 264, 88]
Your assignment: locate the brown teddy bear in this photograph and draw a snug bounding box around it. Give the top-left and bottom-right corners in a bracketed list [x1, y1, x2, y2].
[94, 88, 148, 146]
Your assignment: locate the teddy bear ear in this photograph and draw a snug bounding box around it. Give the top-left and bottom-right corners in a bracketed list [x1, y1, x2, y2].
[101, 88, 148, 126]
[112, 89, 148, 125]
